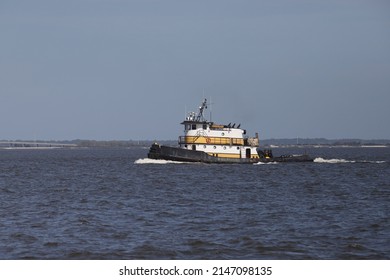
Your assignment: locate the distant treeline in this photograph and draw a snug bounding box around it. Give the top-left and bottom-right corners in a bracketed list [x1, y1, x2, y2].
[1, 139, 389, 147]
[0, 139, 171, 148]
[75, 138, 389, 147]
[74, 140, 176, 147]
[260, 138, 390, 146]
[78, 138, 390, 147]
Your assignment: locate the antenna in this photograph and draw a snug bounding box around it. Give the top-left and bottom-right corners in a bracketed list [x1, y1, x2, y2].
[196, 98, 207, 122]
[209, 96, 212, 122]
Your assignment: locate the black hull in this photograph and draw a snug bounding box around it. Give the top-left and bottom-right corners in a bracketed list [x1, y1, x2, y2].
[147, 144, 313, 164]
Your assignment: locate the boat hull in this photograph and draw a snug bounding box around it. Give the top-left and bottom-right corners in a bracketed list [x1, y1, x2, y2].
[147, 144, 313, 164]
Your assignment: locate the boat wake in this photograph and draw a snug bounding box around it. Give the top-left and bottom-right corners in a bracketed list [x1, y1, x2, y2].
[254, 162, 278, 165]
[134, 158, 185, 164]
[314, 157, 385, 164]
[314, 157, 355, 164]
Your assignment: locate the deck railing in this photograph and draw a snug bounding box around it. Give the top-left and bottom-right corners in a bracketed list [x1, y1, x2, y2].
[178, 136, 257, 146]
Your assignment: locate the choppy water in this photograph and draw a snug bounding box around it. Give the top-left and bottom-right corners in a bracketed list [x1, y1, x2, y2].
[0, 146, 389, 259]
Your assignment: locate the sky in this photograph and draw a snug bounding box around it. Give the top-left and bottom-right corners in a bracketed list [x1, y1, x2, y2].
[1, 0, 390, 140]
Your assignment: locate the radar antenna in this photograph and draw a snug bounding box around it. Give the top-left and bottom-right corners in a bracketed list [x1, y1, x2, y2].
[195, 99, 208, 122]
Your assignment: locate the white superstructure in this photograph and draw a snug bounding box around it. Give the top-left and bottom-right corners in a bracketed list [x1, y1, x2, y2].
[178, 99, 260, 159]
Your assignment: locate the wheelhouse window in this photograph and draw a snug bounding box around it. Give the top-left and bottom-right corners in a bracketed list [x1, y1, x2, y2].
[191, 124, 197, 130]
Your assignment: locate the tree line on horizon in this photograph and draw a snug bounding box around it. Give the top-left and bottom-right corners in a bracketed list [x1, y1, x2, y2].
[1, 138, 389, 147]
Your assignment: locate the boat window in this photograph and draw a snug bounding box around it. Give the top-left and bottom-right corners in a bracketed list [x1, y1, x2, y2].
[203, 124, 207, 129]
[192, 124, 196, 130]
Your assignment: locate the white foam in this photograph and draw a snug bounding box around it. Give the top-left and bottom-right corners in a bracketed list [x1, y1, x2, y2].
[360, 145, 388, 148]
[314, 157, 355, 164]
[254, 161, 278, 165]
[134, 158, 185, 164]
[362, 160, 386, 164]
[314, 157, 386, 164]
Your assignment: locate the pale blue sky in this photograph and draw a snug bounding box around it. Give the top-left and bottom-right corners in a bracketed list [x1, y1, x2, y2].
[1, 0, 389, 140]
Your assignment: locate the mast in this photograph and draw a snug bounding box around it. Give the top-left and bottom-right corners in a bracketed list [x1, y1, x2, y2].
[195, 98, 208, 122]
[209, 96, 212, 122]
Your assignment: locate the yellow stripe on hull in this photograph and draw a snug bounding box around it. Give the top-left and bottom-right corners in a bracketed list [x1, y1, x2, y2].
[207, 153, 259, 159]
[184, 136, 244, 146]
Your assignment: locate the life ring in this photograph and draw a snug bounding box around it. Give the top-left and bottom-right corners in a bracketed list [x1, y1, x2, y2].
[206, 137, 211, 144]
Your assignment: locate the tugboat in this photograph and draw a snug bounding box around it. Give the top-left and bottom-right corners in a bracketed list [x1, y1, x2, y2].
[148, 99, 313, 163]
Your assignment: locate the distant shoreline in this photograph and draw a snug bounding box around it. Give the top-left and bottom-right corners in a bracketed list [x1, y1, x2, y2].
[1, 139, 389, 148]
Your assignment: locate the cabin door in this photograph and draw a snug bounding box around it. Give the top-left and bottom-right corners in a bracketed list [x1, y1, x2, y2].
[192, 145, 196, 151]
[246, 148, 251, 158]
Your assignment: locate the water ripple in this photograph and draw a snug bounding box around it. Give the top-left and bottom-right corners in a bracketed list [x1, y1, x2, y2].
[0, 147, 389, 259]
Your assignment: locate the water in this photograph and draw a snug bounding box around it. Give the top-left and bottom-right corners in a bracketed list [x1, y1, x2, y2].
[0, 146, 389, 259]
